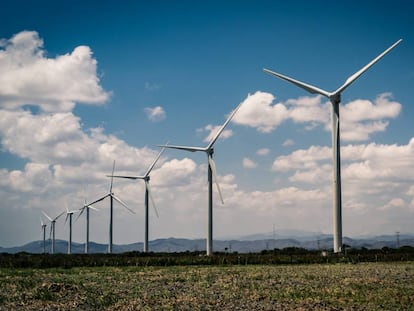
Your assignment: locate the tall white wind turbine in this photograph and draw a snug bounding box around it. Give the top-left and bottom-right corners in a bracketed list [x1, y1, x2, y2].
[110, 146, 166, 253]
[159, 102, 243, 256]
[64, 207, 79, 254]
[40, 217, 47, 254]
[263, 39, 402, 253]
[76, 199, 99, 254]
[88, 160, 135, 253]
[42, 211, 65, 254]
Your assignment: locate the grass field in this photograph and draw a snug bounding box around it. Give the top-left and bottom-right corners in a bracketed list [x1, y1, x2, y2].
[0, 262, 413, 310]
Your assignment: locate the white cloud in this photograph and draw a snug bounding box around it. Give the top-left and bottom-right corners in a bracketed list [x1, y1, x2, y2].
[8, 163, 52, 193]
[271, 138, 414, 214]
[0, 31, 110, 112]
[339, 93, 401, 141]
[242, 157, 257, 169]
[201, 124, 233, 143]
[282, 139, 294, 147]
[285, 95, 329, 124]
[234, 91, 401, 142]
[233, 91, 288, 133]
[144, 106, 166, 122]
[256, 148, 270, 156]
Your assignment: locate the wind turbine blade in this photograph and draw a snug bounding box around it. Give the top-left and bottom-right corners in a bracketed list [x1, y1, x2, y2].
[208, 155, 224, 204]
[49, 225, 53, 239]
[40, 217, 45, 227]
[146, 181, 159, 218]
[55, 211, 66, 221]
[335, 39, 402, 95]
[75, 207, 85, 222]
[112, 194, 135, 214]
[42, 211, 53, 222]
[88, 205, 99, 211]
[88, 194, 110, 206]
[158, 144, 205, 152]
[145, 144, 167, 177]
[206, 101, 244, 149]
[64, 213, 69, 225]
[110, 160, 115, 193]
[108, 174, 140, 180]
[263, 68, 330, 97]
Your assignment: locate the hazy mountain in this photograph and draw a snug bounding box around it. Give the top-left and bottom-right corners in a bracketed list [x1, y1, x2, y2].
[1, 233, 413, 254]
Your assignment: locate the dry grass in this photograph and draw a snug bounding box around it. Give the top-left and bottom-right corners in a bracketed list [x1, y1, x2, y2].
[0, 262, 413, 310]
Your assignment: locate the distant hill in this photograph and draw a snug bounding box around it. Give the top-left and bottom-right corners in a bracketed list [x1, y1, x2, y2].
[1, 233, 413, 254]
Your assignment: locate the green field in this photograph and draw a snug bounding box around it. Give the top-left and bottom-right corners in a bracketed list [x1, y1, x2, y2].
[0, 262, 413, 310]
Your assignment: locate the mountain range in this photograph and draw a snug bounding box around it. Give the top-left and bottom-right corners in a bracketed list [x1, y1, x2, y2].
[1, 231, 413, 254]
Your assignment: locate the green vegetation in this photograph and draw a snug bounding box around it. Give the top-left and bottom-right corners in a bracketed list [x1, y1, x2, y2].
[0, 262, 412, 310]
[1, 246, 414, 269]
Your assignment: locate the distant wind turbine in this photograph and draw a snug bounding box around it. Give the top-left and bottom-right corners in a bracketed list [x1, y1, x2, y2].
[110, 146, 166, 253]
[159, 102, 243, 256]
[42, 211, 65, 254]
[40, 217, 47, 254]
[64, 207, 79, 254]
[76, 199, 99, 254]
[88, 160, 135, 253]
[263, 39, 402, 253]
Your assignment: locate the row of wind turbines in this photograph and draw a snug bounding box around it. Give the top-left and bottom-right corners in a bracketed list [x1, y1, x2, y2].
[40, 39, 402, 256]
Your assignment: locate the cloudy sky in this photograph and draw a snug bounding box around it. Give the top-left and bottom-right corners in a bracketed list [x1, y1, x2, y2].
[1, 0, 413, 248]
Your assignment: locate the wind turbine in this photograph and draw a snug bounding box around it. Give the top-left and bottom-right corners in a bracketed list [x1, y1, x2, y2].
[40, 217, 47, 254]
[110, 146, 166, 253]
[263, 39, 402, 253]
[76, 199, 99, 254]
[64, 207, 79, 254]
[159, 102, 243, 256]
[88, 160, 135, 253]
[42, 211, 65, 254]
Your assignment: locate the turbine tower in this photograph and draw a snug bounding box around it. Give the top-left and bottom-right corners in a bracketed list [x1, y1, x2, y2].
[160, 102, 243, 256]
[88, 160, 135, 253]
[263, 39, 402, 253]
[64, 207, 79, 254]
[76, 199, 98, 254]
[110, 146, 166, 253]
[42, 211, 65, 254]
[40, 217, 47, 254]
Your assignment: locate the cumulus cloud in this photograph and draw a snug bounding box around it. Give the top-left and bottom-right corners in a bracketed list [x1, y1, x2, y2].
[144, 106, 166, 122]
[242, 157, 257, 169]
[0, 31, 110, 112]
[233, 91, 288, 133]
[200, 124, 233, 143]
[282, 139, 295, 147]
[272, 138, 414, 210]
[8, 163, 52, 193]
[339, 93, 401, 141]
[256, 148, 270, 156]
[234, 91, 401, 142]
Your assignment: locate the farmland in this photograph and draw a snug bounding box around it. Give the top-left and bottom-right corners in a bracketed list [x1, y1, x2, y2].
[0, 261, 413, 310]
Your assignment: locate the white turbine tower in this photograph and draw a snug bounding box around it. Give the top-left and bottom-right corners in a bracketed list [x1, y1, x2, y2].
[263, 39, 402, 253]
[64, 207, 79, 254]
[110, 146, 166, 253]
[88, 160, 135, 253]
[76, 199, 99, 254]
[159, 102, 243, 256]
[40, 217, 47, 254]
[42, 211, 65, 254]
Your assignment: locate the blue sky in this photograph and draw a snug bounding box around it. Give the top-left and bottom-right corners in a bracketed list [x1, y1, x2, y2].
[1, 0, 413, 248]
